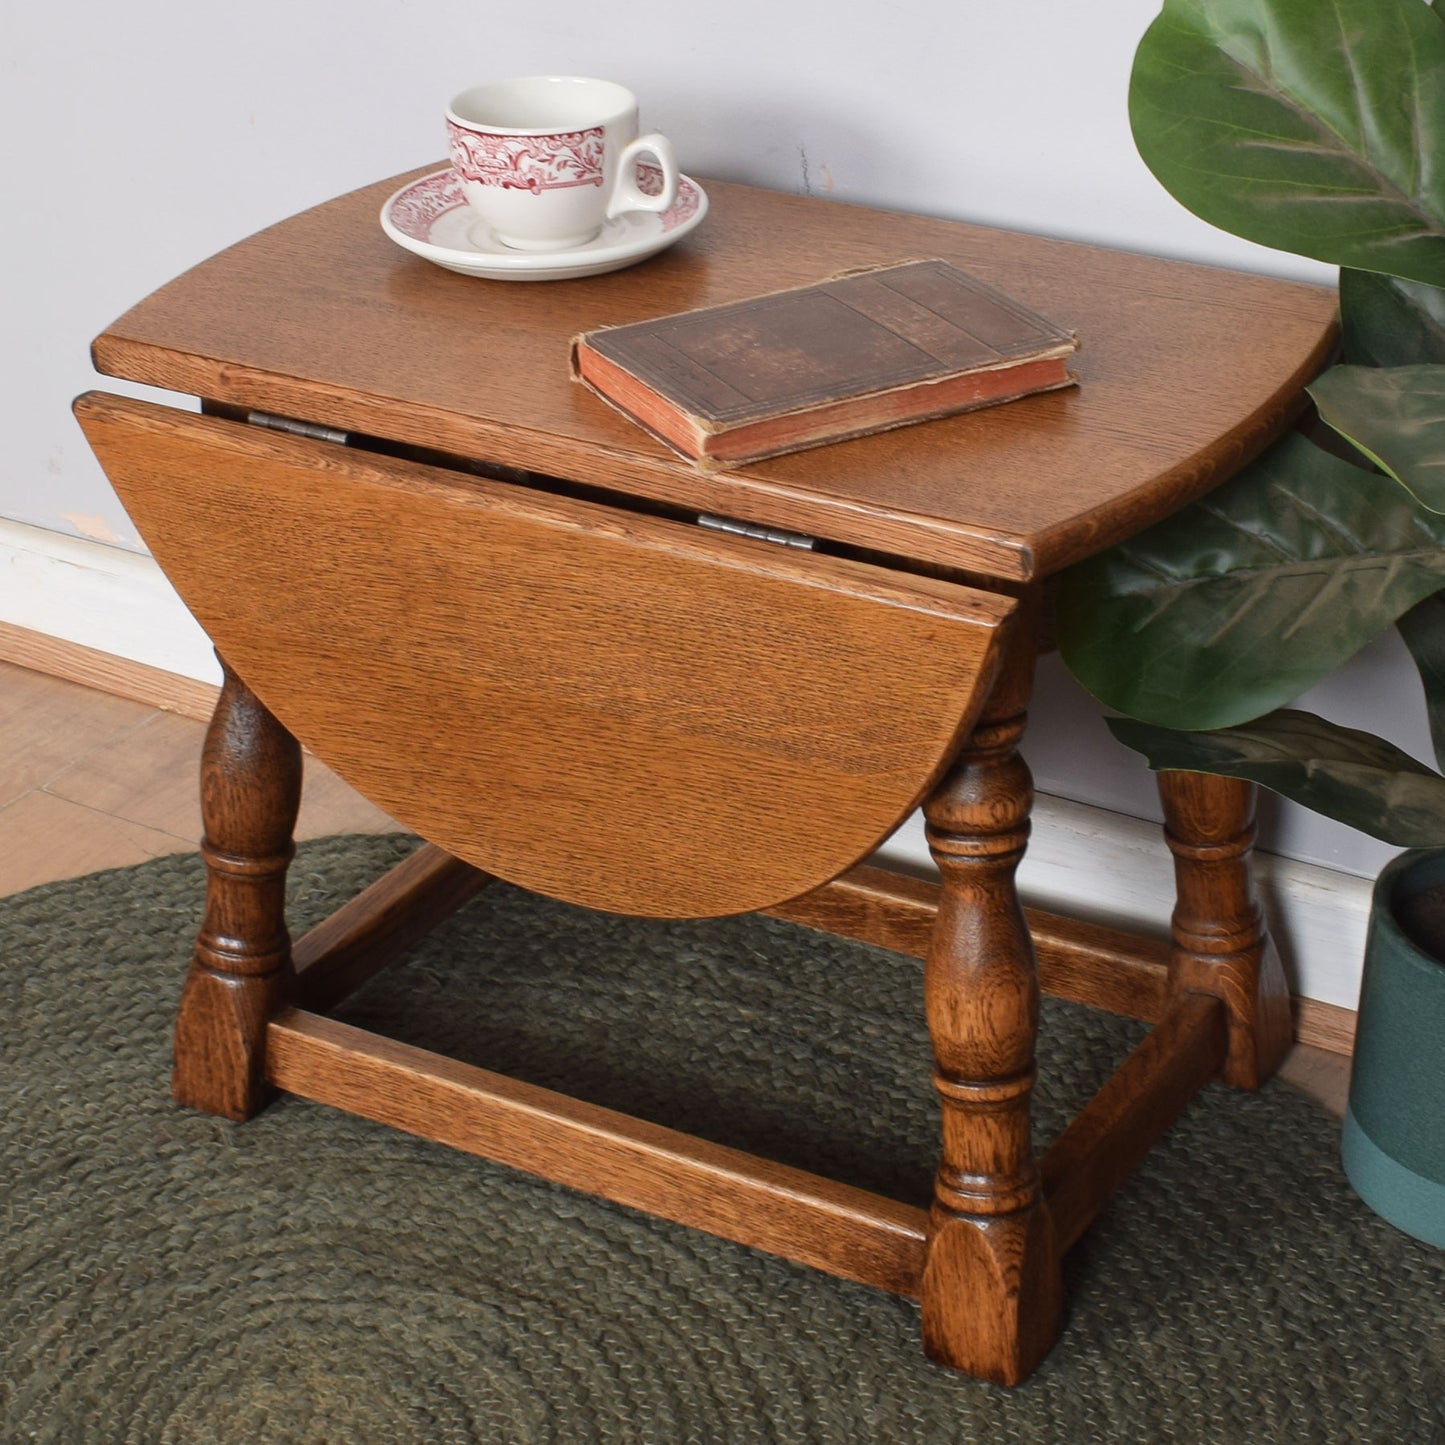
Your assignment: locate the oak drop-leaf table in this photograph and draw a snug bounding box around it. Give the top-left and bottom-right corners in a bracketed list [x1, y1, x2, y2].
[77, 169, 1336, 1385]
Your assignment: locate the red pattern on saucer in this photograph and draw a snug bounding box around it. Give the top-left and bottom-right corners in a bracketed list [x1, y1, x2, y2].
[380, 167, 709, 280]
[636, 163, 701, 232]
[389, 170, 467, 241]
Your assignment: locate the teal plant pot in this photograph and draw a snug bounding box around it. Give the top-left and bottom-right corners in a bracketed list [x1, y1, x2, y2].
[1342, 849, 1445, 1248]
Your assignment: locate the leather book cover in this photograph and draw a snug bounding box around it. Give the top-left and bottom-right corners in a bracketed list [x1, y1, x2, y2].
[571, 259, 1079, 465]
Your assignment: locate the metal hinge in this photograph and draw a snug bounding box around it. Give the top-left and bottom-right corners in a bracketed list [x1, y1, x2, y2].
[246, 410, 350, 446]
[696, 512, 817, 550]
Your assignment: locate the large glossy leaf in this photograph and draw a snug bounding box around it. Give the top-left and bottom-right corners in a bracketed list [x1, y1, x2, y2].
[1308, 365, 1445, 513]
[1057, 430, 1445, 729]
[1340, 269, 1445, 367]
[1398, 591, 1445, 775]
[1130, 0, 1445, 287]
[1109, 708, 1445, 846]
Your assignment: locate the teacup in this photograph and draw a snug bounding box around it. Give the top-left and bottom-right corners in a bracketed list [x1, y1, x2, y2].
[446, 77, 680, 252]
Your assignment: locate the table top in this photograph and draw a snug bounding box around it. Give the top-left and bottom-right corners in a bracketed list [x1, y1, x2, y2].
[92, 167, 1337, 584]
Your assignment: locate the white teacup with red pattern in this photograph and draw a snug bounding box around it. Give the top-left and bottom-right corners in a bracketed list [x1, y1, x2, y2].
[446, 77, 680, 253]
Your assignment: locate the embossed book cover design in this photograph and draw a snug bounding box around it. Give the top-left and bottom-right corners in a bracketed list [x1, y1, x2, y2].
[571, 259, 1079, 465]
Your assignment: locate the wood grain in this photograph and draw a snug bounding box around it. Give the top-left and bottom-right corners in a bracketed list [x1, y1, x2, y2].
[76, 393, 1013, 918]
[1293, 997, 1357, 1057]
[74, 172, 1344, 1386]
[1041, 991, 1227, 1255]
[0, 647, 1365, 1061]
[916, 604, 1062, 1384]
[172, 660, 301, 1121]
[1160, 773, 1293, 1089]
[265, 1007, 928, 1297]
[765, 863, 1171, 1023]
[0, 621, 219, 723]
[0, 788, 194, 891]
[90, 171, 1337, 582]
[293, 844, 492, 1013]
[766, 865, 1363, 1056]
[0, 654, 154, 807]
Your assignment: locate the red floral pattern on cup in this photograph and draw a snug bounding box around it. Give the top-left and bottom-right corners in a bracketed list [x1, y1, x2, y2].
[448, 122, 606, 193]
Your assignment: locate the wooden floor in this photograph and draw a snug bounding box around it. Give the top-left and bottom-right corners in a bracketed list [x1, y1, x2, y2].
[0, 658, 1351, 1117]
[0, 659, 398, 895]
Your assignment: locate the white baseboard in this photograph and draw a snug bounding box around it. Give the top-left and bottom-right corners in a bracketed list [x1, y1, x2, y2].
[0, 520, 220, 685]
[0, 521, 1370, 1016]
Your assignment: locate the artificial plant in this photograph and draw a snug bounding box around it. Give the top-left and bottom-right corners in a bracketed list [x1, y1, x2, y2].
[1057, 0, 1445, 848]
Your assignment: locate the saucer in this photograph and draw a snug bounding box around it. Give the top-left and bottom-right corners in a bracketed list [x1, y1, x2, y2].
[380, 168, 708, 281]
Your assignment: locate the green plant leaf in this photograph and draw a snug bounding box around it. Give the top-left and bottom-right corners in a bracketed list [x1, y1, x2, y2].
[1109, 708, 1445, 846]
[1397, 590, 1445, 774]
[1308, 364, 1445, 511]
[1057, 430, 1445, 729]
[1339, 269, 1445, 367]
[1130, 0, 1445, 287]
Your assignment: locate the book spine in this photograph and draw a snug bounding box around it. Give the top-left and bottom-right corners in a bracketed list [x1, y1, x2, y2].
[571, 338, 712, 461]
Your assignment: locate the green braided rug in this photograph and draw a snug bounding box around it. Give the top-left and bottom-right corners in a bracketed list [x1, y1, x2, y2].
[3, 835, 1443, 1443]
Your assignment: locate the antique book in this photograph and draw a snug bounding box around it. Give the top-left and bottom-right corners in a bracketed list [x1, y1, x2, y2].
[571, 258, 1079, 465]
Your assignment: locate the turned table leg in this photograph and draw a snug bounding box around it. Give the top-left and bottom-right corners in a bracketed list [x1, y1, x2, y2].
[918, 623, 1061, 1385]
[172, 656, 302, 1121]
[1159, 772, 1292, 1090]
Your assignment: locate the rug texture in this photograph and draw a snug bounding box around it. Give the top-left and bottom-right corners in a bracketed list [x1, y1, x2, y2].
[2, 834, 1442, 1444]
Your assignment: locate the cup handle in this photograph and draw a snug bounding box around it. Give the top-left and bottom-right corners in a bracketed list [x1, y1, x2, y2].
[606, 133, 680, 219]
